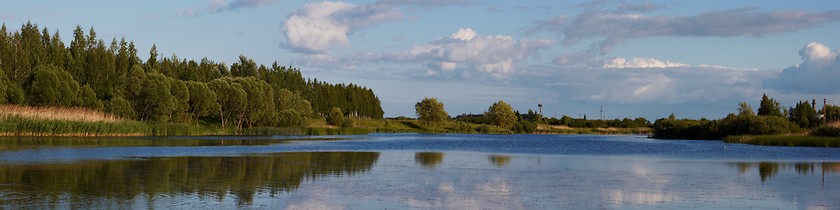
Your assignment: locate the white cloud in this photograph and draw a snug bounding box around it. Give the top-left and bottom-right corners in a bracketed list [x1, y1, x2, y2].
[388, 28, 555, 79]
[603, 57, 688, 68]
[766, 42, 840, 94]
[281, 1, 402, 54]
[529, 1, 840, 65]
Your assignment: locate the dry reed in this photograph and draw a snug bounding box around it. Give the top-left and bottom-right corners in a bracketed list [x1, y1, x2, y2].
[0, 105, 123, 123]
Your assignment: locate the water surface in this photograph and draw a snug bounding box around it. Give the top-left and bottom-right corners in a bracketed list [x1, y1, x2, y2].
[0, 134, 837, 209]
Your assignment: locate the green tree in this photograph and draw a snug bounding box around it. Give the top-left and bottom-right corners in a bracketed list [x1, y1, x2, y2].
[24, 65, 79, 107]
[79, 84, 103, 110]
[486, 100, 517, 129]
[327, 107, 345, 126]
[415, 97, 448, 126]
[275, 89, 312, 126]
[168, 78, 190, 122]
[757, 94, 783, 117]
[104, 96, 135, 119]
[185, 81, 220, 120]
[136, 73, 174, 122]
[234, 77, 276, 127]
[230, 55, 257, 77]
[789, 101, 819, 128]
[208, 77, 247, 129]
[738, 102, 755, 117]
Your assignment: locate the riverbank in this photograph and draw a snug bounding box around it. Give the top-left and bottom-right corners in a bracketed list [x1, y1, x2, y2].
[723, 135, 840, 147]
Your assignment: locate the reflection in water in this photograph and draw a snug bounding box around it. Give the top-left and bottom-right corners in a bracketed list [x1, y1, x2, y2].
[488, 155, 511, 167]
[415, 152, 444, 169]
[0, 137, 299, 150]
[731, 162, 840, 182]
[0, 152, 379, 208]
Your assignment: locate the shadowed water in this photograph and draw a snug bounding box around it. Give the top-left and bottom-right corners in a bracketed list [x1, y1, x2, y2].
[0, 134, 838, 209]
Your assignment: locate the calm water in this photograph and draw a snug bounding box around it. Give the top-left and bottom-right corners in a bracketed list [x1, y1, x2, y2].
[0, 134, 838, 209]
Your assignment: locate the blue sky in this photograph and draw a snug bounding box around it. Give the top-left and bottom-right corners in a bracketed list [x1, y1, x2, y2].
[3, 0, 840, 120]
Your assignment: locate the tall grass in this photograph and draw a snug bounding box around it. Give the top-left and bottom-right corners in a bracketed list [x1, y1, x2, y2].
[0, 105, 123, 123]
[724, 135, 840, 147]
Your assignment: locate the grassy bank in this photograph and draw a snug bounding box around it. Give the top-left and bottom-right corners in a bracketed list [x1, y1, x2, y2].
[0, 105, 653, 136]
[723, 135, 840, 147]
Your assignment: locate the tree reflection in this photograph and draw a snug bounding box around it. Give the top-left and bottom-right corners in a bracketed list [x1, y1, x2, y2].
[0, 152, 379, 207]
[415, 152, 444, 169]
[0, 137, 300, 150]
[730, 162, 840, 183]
[488, 155, 511, 167]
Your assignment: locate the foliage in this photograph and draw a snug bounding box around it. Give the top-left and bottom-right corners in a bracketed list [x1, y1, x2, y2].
[486, 100, 516, 129]
[789, 100, 820, 129]
[326, 107, 345, 126]
[757, 94, 783, 117]
[415, 97, 448, 126]
[811, 125, 840, 137]
[738, 102, 755, 117]
[104, 97, 135, 119]
[184, 81, 219, 119]
[724, 135, 840, 147]
[511, 120, 536, 134]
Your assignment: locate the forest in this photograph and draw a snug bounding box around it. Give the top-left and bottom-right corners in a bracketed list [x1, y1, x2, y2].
[0, 22, 383, 129]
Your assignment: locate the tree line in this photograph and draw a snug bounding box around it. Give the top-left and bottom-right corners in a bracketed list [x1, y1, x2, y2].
[0, 22, 383, 128]
[414, 98, 650, 134]
[652, 94, 840, 139]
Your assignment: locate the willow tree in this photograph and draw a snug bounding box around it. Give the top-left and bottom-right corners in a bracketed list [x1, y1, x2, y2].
[208, 77, 247, 129]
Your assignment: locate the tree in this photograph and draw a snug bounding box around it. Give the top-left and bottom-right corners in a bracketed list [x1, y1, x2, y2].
[185, 81, 219, 120]
[79, 84, 103, 110]
[135, 73, 174, 122]
[757, 94, 783, 117]
[789, 101, 819, 128]
[738, 102, 755, 117]
[208, 77, 247, 129]
[275, 89, 312, 126]
[415, 97, 448, 126]
[230, 55, 257, 77]
[105, 96, 135, 119]
[486, 100, 516, 129]
[24, 65, 79, 107]
[327, 107, 345, 126]
[234, 77, 275, 127]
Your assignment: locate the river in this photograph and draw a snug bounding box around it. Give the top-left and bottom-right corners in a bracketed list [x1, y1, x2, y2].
[0, 134, 838, 209]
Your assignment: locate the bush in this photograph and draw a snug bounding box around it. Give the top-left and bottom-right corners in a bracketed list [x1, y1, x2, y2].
[326, 107, 344, 126]
[511, 121, 536, 134]
[811, 126, 840, 137]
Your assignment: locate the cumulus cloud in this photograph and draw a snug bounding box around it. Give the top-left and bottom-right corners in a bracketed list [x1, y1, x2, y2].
[386, 28, 555, 79]
[281, 1, 402, 54]
[529, 1, 840, 65]
[766, 42, 840, 94]
[177, 0, 280, 17]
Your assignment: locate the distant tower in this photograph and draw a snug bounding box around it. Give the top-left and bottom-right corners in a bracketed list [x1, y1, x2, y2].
[813, 99, 817, 110]
[600, 106, 604, 120]
[538, 101, 543, 116]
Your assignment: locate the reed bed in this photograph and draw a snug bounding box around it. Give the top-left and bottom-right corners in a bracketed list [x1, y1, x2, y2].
[724, 135, 840, 147]
[0, 105, 123, 123]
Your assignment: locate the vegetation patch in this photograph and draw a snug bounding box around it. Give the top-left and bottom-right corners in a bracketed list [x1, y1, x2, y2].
[724, 135, 840, 147]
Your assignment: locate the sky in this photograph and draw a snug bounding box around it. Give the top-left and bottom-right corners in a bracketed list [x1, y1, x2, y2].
[2, 0, 840, 120]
